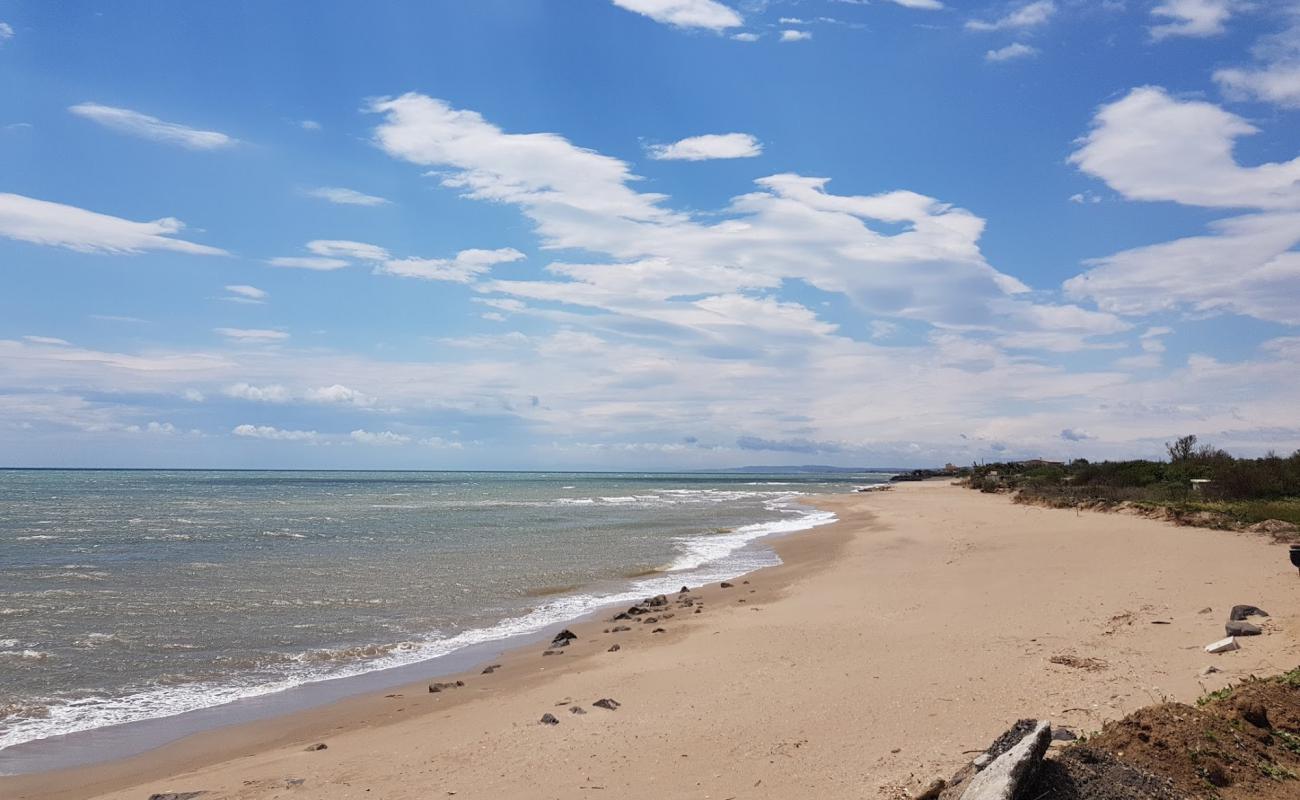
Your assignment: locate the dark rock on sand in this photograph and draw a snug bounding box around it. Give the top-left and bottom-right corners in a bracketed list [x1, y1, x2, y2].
[542, 649, 563, 656]
[148, 794, 207, 800]
[608, 644, 621, 652]
[611, 625, 632, 632]
[911, 778, 946, 800]
[720, 582, 734, 589]
[428, 681, 463, 693]
[1226, 620, 1262, 636]
[304, 743, 328, 751]
[694, 608, 702, 614]
[642, 616, 659, 624]
[1229, 604, 1269, 621]
[645, 594, 668, 607]
[1052, 728, 1079, 742]
[569, 705, 587, 715]
[593, 698, 621, 710]
[679, 586, 690, 593]
[652, 627, 666, 633]
[612, 612, 632, 621]
[551, 629, 578, 646]
[482, 664, 502, 674]
[540, 713, 559, 725]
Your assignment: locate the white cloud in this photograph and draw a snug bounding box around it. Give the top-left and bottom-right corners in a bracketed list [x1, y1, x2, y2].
[232, 424, 319, 442]
[23, 335, 71, 346]
[306, 384, 373, 406]
[0, 21, 13, 42]
[183, 389, 206, 402]
[300, 120, 322, 131]
[90, 314, 149, 324]
[731, 32, 760, 41]
[780, 29, 813, 42]
[985, 42, 1038, 61]
[305, 187, 391, 206]
[224, 382, 292, 403]
[609, 0, 742, 31]
[0, 193, 227, 255]
[647, 132, 763, 161]
[966, 1, 1055, 31]
[68, 102, 236, 150]
[307, 240, 391, 261]
[1069, 86, 1300, 210]
[1069, 191, 1101, 204]
[224, 284, 267, 303]
[214, 328, 289, 343]
[1214, 16, 1300, 108]
[350, 429, 410, 446]
[1150, 0, 1241, 40]
[126, 421, 179, 436]
[267, 256, 350, 271]
[379, 247, 525, 282]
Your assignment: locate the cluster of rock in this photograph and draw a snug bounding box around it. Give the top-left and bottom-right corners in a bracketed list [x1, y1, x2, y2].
[1205, 603, 1269, 654]
[610, 586, 701, 625]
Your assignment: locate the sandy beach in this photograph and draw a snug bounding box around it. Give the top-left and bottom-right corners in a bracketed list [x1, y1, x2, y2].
[6, 479, 1299, 800]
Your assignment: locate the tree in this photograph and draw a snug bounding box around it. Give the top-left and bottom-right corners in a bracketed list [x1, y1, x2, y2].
[1166, 434, 1197, 462]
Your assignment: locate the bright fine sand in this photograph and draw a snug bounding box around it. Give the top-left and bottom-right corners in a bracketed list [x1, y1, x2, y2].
[7, 480, 1300, 800]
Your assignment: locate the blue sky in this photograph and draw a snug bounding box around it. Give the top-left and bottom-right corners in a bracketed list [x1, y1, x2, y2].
[2, 0, 1299, 469]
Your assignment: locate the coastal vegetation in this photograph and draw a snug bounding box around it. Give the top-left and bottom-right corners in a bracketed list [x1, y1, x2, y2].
[965, 436, 1300, 530]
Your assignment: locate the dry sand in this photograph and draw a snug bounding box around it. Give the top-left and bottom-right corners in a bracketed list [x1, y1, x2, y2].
[6, 480, 1299, 800]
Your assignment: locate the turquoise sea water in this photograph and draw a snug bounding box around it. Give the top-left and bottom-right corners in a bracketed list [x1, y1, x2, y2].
[0, 469, 883, 753]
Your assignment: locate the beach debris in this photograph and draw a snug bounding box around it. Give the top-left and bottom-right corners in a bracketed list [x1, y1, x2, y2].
[427, 681, 464, 693]
[642, 616, 659, 624]
[1051, 728, 1078, 742]
[936, 719, 1051, 800]
[148, 794, 207, 800]
[679, 586, 690, 593]
[1205, 636, 1239, 653]
[608, 644, 620, 652]
[611, 625, 631, 632]
[540, 713, 559, 725]
[284, 778, 305, 788]
[694, 608, 702, 613]
[1198, 607, 1213, 614]
[1228, 604, 1269, 621]
[481, 664, 501, 674]
[569, 705, 586, 715]
[1049, 654, 1108, 672]
[720, 582, 734, 589]
[652, 627, 666, 633]
[1149, 620, 1171, 625]
[550, 629, 577, 647]
[304, 743, 328, 751]
[542, 649, 563, 656]
[1200, 665, 1221, 676]
[593, 698, 621, 710]
[1225, 620, 1262, 636]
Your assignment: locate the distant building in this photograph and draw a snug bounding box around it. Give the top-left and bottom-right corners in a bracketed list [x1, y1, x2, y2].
[1016, 459, 1065, 468]
[943, 463, 959, 474]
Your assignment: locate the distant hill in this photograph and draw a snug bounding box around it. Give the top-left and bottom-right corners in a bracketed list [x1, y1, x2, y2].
[705, 465, 909, 474]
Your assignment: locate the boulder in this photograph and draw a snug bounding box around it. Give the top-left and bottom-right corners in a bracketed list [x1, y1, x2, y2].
[540, 713, 559, 725]
[679, 586, 690, 594]
[1228, 604, 1269, 621]
[551, 629, 577, 646]
[1225, 620, 1262, 636]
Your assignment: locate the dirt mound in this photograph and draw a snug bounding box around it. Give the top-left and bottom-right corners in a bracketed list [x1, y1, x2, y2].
[1028, 669, 1300, 799]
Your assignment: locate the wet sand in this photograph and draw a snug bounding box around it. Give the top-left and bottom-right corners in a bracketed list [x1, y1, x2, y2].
[5, 480, 1299, 799]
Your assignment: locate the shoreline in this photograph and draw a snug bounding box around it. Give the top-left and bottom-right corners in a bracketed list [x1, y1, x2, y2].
[0, 491, 856, 796]
[6, 481, 1299, 800]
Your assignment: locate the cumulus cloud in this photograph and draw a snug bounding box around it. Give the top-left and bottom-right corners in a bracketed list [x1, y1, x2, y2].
[1060, 428, 1093, 441]
[609, 0, 743, 30]
[647, 133, 762, 161]
[380, 248, 525, 282]
[68, 103, 236, 150]
[232, 424, 319, 442]
[305, 187, 391, 206]
[350, 429, 411, 446]
[780, 30, 812, 42]
[1069, 87, 1300, 210]
[0, 193, 227, 255]
[214, 328, 289, 343]
[1214, 15, 1300, 109]
[224, 382, 292, 403]
[306, 384, 373, 406]
[1150, 0, 1242, 40]
[966, 1, 1055, 32]
[986, 43, 1038, 61]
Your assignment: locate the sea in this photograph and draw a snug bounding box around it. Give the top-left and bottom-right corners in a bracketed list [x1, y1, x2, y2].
[0, 469, 886, 768]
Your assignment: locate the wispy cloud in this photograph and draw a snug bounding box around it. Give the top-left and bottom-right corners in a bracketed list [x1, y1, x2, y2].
[1150, 0, 1242, 41]
[0, 193, 227, 255]
[214, 328, 289, 343]
[646, 133, 763, 161]
[380, 248, 525, 282]
[224, 285, 268, 304]
[966, 1, 1055, 32]
[232, 424, 319, 442]
[68, 103, 237, 150]
[0, 21, 14, 43]
[986, 42, 1039, 61]
[304, 186, 391, 206]
[609, 0, 742, 31]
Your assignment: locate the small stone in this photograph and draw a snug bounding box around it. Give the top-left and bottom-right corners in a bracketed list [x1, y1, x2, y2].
[742, 580, 749, 584]
[148, 794, 206, 800]
[1199, 606, 1213, 614]
[1200, 665, 1221, 676]
[593, 698, 621, 710]
[543, 649, 563, 656]
[652, 627, 666, 633]
[482, 664, 501, 674]
[679, 586, 690, 593]
[694, 608, 701, 614]
[540, 713, 560, 725]
[645, 594, 668, 607]
[642, 616, 659, 624]
[608, 644, 621, 652]
[304, 743, 327, 751]
[911, 779, 945, 800]
[570, 705, 586, 715]
[720, 582, 734, 589]
[611, 625, 631, 632]
[1051, 728, 1078, 742]
[551, 629, 578, 646]
[1228, 604, 1269, 621]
